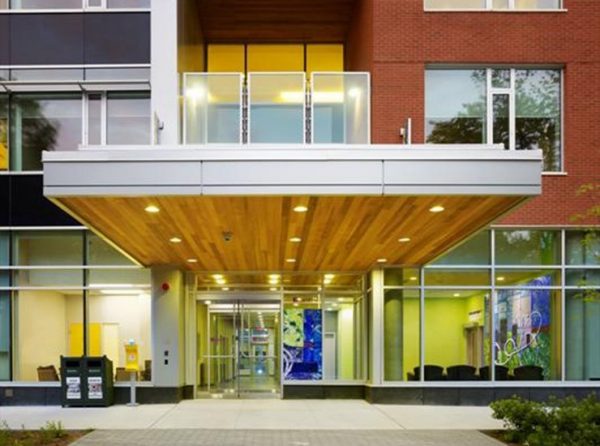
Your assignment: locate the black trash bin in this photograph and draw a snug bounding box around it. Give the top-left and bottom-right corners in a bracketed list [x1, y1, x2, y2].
[60, 356, 84, 407]
[60, 356, 114, 407]
[84, 356, 114, 407]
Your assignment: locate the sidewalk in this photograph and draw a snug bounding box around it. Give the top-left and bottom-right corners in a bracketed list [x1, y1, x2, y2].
[0, 400, 504, 431]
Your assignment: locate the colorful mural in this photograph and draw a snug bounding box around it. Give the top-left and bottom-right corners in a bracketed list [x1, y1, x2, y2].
[494, 275, 553, 378]
[283, 308, 322, 380]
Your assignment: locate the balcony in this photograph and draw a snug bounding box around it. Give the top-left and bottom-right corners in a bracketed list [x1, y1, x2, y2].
[182, 72, 370, 145]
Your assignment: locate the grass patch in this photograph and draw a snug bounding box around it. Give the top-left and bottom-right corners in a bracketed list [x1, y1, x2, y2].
[0, 421, 91, 446]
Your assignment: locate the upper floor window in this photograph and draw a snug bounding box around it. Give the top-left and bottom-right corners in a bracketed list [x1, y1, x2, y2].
[1, 0, 150, 9]
[425, 0, 562, 9]
[426, 67, 562, 172]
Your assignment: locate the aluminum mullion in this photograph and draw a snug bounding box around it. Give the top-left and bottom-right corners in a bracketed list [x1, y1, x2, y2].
[509, 68, 516, 151]
[491, 229, 496, 382]
[419, 266, 425, 384]
[561, 229, 566, 381]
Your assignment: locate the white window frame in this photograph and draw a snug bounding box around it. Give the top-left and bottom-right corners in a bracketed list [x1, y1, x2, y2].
[486, 68, 516, 151]
[83, 91, 107, 146]
[425, 0, 563, 11]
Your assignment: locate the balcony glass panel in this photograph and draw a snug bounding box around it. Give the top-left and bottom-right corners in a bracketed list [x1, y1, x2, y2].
[184, 73, 243, 144]
[312, 72, 369, 144]
[248, 72, 305, 144]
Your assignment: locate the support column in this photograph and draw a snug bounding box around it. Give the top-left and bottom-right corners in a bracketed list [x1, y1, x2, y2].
[369, 269, 384, 385]
[384, 289, 404, 381]
[151, 266, 185, 387]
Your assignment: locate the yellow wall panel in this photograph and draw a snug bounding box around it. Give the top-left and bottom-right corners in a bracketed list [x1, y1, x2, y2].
[207, 45, 245, 73]
[247, 44, 304, 72]
[306, 44, 344, 74]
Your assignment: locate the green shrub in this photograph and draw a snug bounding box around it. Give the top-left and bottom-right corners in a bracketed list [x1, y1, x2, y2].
[39, 421, 65, 444]
[0, 421, 10, 446]
[490, 394, 600, 446]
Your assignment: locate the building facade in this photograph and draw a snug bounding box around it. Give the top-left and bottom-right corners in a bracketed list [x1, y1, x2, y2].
[0, 0, 599, 405]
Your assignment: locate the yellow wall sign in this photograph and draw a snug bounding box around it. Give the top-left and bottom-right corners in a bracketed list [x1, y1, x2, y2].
[124, 343, 139, 372]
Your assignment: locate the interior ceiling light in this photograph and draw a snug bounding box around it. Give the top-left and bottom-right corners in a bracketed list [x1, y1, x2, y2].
[204, 300, 212, 305]
[216, 279, 226, 285]
[293, 205, 308, 213]
[377, 258, 387, 263]
[286, 258, 297, 263]
[187, 258, 198, 263]
[429, 205, 445, 213]
[497, 276, 505, 282]
[268, 278, 279, 285]
[144, 205, 160, 214]
[169, 237, 182, 243]
[269, 287, 277, 291]
[324, 273, 335, 280]
[398, 237, 411, 243]
[409, 276, 418, 281]
[289, 237, 302, 243]
[222, 287, 229, 291]
[212, 274, 223, 280]
[268, 274, 280, 280]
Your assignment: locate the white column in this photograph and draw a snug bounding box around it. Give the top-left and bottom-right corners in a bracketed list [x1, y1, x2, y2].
[370, 269, 384, 385]
[151, 0, 179, 145]
[151, 266, 185, 387]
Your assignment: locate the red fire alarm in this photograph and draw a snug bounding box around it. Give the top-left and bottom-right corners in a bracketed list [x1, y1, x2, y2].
[161, 282, 170, 291]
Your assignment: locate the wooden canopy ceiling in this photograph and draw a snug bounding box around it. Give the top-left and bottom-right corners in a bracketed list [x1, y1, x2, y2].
[55, 194, 524, 273]
[195, 0, 357, 42]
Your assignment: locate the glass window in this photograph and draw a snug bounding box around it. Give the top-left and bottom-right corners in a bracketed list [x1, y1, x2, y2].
[10, 93, 82, 171]
[87, 93, 102, 146]
[425, 69, 486, 144]
[87, 268, 150, 289]
[515, 0, 561, 8]
[84, 68, 150, 81]
[88, 290, 151, 381]
[425, 268, 490, 286]
[14, 291, 83, 381]
[425, 0, 485, 7]
[515, 70, 561, 172]
[107, 0, 150, 8]
[10, 69, 83, 82]
[87, 233, 135, 266]
[495, 230, 560, 265]
[0, 233, 9, 380]
[384, 268, 420, 286]
[492, 93, 510, 149]
[431, 231, 490, 265]
[566, 231, 600, 266]
[424, 289, 491, 381]
[249, 73, 305, 143]
[566, 269, 600, 287]
[10, 0, 81, 8]
[495, 269, 561, 287]
[565, 290, 600, 381]
[494, 288, 562, 380]
[0, 94, 7, 171]
[384, 289, 420, 381]
[13, 231, 83, 266]
[106, 92, 150, 145]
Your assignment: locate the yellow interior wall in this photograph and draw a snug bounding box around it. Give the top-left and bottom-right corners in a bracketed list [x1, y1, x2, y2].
[338, 305, 354, 380]
[247, 44, 304, 72]
[424, 298, 468, 367]
[207, 45, 245, 73]
[306, 44, 344, 74]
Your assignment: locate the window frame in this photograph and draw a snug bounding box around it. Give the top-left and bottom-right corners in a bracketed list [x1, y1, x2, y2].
[424, 0, 564, 11]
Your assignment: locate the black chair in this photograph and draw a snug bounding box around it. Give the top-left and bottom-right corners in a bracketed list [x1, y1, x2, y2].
[479, 365, 510, 381]
[513, 365, 544, 381]
[446, 365, 477, 381]
[409, 365, 445, 381]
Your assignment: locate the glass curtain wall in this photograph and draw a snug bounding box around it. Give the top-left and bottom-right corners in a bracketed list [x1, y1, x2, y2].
[3, 230, 151, 382]
[384, 229, 598, 383]
[0, 94, 7, 171]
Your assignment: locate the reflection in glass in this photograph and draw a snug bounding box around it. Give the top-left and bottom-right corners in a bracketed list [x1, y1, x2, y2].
[184, 73, 242, 144]
[565, 290, 600, 381]
[13, 231, 83, 266]
[431, 231, 490, 265]
[494, 286, 562, 380]
[492, 94, 509, 149]
[107, 0, 150, 8]
[14, 291, 83, 381]
[515, 0, 561, 9]
[384, 289, 420, 381]
[492, 0, 509, 7]
[495, 230, 560, 265]
[425, 69, 486, 144]
[87, 233, 135, 266]
[87, 93, 102, 145]
[566, 269, 600, 287]
[515, 70, 561, 171]
[10, 94, 82, 171]
[10, 69, 83, 81]
[11, 0, 81, 8]
[495, 269, 561, 287]
[424, 290, 490, 381]
[491, 69, 510, 88]
[425, 268, 490, 287]
[312, 72, 369, 144]
[566, 231, 600, 266]
[107, 92, 150, 145]
[384, 268, 420, 286]
[249, 73, 305, 143]
[0, 94, 7, 170]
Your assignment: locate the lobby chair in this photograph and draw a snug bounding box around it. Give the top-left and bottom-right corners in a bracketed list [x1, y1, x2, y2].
[409, 365, 445, 381]
[479, 365, 510, 381]
[37, 365, 59, 382]
[446, 365, 477, 381]
[513, 365, 544, 381]
[115, 367, 136, 381]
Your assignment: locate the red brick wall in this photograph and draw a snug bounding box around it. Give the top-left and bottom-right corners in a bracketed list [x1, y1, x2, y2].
[348, 0, 600, 226]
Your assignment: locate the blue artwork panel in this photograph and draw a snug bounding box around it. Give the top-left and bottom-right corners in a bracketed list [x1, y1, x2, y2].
[283, 308, 322, 380]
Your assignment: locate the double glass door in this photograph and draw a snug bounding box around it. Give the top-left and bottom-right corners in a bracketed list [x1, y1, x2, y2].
[201, 299, 281, 398]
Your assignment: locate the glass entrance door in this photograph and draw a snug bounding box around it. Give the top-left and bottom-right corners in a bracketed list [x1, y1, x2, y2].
[200, 299, 281, 398]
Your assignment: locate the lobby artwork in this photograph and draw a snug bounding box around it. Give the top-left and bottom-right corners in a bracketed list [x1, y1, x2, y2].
[283, 309, 322, 380]
[494, 275, 553, 378]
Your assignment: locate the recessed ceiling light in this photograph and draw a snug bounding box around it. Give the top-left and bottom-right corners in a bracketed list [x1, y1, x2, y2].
[289, 237, 302, 243]
[169, 237, 182, 243]
[337, 297, 344, 302]
[216, 278, 226, 285]
[293, 205, 308, 213]
[204, 300, 212, 305]
[222, 287, 229, 291]
[268, 274, 280, 280]
[377, 258, 387, 263]
[144, 205, 160, 214]
[293, 302, 299, 307]
[187, 258, 198, 263]
[409, 276, 417, 281]
[398, 237, 411, 243]
[453, 293, 461, 297]
[286, 258, 296, 263]
[268, 278, 279, 285]
[497, 276, 505, 282]
[324, 273, 335, 280]
[212, 274, 223, 280]
[269, 287, 277, 291]
[429, 205, 445, 213]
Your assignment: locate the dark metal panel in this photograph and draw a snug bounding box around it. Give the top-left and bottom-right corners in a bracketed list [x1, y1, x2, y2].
[0, 15, 9, 65]
[10, 14, 84, 65]
[9, 175, 79, 227]
[0, 176, 9, 226]
[84, 13, 150, 65]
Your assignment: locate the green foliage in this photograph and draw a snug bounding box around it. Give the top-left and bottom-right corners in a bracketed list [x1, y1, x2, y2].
[491, 395, 600, 446]
[0, 421, 10, 446]
[39, 421, 65, 443]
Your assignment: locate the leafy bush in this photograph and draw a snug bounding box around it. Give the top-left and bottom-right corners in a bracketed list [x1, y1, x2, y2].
[491, 395, 600, 446]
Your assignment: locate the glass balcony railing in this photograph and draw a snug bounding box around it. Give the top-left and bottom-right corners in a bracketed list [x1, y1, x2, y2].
[183, 72, 370, 145]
